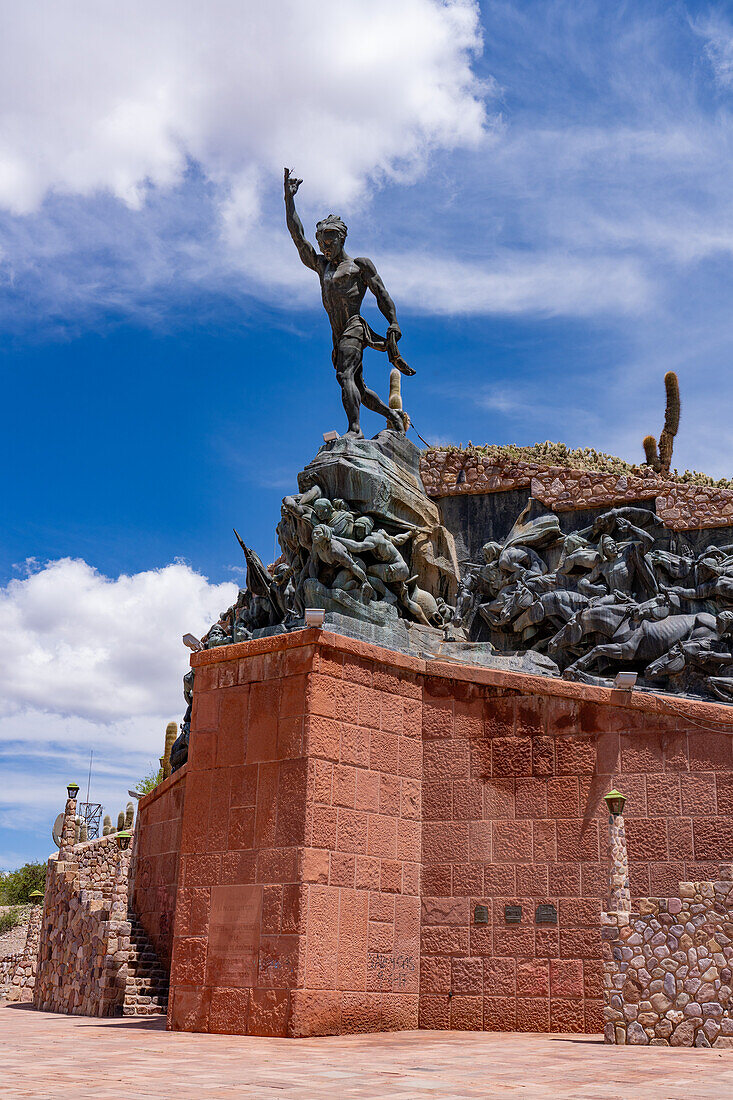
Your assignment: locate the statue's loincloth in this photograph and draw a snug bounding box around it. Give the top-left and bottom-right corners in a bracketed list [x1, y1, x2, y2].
[334, 315, 415, 376]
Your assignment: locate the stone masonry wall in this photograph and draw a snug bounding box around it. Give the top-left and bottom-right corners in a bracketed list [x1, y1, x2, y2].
[417, 660, 733, 1034]
[33, 845, 132, 1017]
[5, 904, 42, 1002]
[75, 833, 127, 897]
[168, 632, 421, 1037]
[132, 766, 187, 969]
[164, 629, 733, 1037]
[603, 874, 733, 1047]
[420, 450, 733, 530]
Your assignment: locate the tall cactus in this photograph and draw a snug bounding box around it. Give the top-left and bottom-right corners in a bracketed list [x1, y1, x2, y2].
[124, 801, 134, 829]
[643, 372, 680, 474]
[160, 720, 177, 780]
[117, 811, 125, 832]
[102, 814, 112, 836]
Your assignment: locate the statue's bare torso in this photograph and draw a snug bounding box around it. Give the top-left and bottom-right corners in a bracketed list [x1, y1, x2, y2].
[319, 256, 372, 341]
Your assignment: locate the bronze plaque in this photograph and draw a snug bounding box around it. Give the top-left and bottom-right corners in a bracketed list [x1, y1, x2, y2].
[474, 904, 489, 925]
[504, 904, 522, 923]
[207, 884, 262, 987]
[535, 903, 557, 925]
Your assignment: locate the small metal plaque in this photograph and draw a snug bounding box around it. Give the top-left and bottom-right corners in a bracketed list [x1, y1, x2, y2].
[535, 903, 558, 925]
[504, 904, 522, 923]
[474, 904, 489, 925]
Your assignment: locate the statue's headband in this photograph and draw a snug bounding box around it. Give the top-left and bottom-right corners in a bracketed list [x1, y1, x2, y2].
[316, 214, 347, 240]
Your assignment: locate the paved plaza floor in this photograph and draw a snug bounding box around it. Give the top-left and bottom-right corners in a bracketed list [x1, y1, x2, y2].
[2, 1003, 732, 1099]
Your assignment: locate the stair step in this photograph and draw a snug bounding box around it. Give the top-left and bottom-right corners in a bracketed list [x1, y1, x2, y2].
[122, 909, 170, 1017]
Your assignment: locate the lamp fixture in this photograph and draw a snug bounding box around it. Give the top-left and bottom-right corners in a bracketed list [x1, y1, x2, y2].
[604, 789, 627, 816]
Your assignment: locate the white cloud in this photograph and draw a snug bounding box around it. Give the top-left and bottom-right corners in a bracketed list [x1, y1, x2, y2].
[380, 249, 651, 316]
[0, 558, 237, 855]
[0, 558, 236, 724]
[695, 13, 733, 89]
[0, 0, 486, 216]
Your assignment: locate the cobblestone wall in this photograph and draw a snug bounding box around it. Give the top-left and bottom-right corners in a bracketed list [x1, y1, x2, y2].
[420, 450, 733, 531]
[33, 841, 132, 1017]
[603, 874, 733, 1047]
[75, 833, 126, 897]
[4, 905, 42, 1002]
[1, 954, 21, 985]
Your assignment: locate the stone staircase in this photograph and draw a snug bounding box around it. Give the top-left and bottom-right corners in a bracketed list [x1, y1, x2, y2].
[122, 913, 169, 1016]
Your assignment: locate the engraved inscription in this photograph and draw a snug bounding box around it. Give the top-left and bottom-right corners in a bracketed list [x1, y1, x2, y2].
[207, 884, 262, 987]
[367, 951, 415, 989]
[535, 903, 558, 925]
[504, 904, 522, 923]
[473, 904, 489, 925]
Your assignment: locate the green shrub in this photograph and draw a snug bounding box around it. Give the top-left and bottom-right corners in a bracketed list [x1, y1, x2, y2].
[135, 766, 164, 795]
[0, 907, 24, 935]
[0, 862, 46, 905]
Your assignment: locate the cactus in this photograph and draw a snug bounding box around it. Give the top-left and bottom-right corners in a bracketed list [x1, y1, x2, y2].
[160, 720, 177, 780]
[388, 367, 410, 431]
[79, 822, 88, 842]
[102, 814, 112, 837]
[643, 372, 680, 475]
[389, 367, 402, 411]
[124, 801, 134, 829]
[117, 811, 125, 832]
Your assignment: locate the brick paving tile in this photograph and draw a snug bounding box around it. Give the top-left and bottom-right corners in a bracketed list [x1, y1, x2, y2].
[1, 1003, 732, 1099]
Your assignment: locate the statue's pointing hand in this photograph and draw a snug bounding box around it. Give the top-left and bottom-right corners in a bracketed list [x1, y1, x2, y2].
[284, 167, 302, 197]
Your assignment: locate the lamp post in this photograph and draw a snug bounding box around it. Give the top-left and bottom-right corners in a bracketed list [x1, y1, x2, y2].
[604, 789, 631, 912]
[59, 782, 79, 860]
[111, 830, 133, 920]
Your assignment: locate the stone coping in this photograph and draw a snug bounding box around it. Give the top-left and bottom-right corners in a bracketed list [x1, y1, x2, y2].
[190, 628, 733, 728]
[419, 450, 733, 531]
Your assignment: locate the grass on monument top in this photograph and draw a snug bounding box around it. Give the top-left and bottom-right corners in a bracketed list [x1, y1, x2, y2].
[429, 440, 733, 490]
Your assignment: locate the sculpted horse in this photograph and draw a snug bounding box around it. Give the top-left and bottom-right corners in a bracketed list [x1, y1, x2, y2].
[646, 634, 733, 697]
[563, 611, 717, 680]
[513, 589, 588, 639]
[547, 594, 671, 667]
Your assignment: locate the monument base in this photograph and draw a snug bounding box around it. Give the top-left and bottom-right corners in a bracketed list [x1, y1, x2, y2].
[135, 628, 733, 1037]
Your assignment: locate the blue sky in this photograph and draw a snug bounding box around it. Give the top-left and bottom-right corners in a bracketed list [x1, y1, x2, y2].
[3, 0, 733, 866]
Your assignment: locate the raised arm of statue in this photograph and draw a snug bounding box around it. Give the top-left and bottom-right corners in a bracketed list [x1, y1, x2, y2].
[284, 168, 319, 272]
[358, 256, 401, 339]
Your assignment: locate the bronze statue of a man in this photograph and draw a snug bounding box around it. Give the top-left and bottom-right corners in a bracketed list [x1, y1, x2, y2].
[284, 167, 414, 439]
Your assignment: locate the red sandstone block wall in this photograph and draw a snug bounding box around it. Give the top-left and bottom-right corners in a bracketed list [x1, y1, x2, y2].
[133, 767, 187, 968]
[159, 630, 733, 1038]
[418, 668, 733, 1034]
[290, 642, 422, 1036]
[168, 638, 313, 1036]
[167, 633, 424, 1037]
